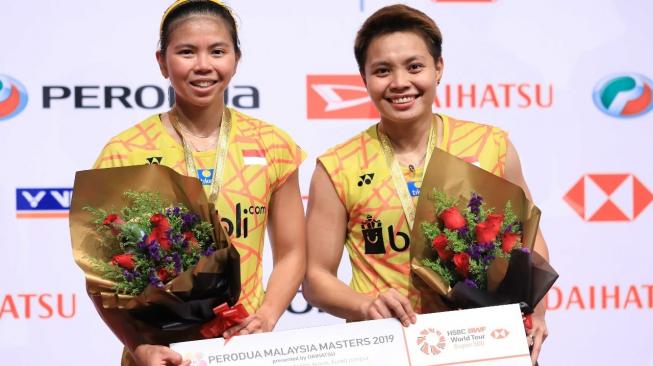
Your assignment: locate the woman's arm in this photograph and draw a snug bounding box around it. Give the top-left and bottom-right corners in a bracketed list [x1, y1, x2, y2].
[302, 163, 416, 326]
[504, 138, 549, 365]
[224, 171, 306, 336]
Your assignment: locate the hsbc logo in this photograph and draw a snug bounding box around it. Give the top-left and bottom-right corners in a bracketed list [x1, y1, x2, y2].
[564, 174, 653, 221]
[306, 75, 379, 119]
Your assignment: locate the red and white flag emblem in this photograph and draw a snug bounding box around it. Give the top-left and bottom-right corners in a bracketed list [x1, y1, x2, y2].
[242, 149, 267, 165]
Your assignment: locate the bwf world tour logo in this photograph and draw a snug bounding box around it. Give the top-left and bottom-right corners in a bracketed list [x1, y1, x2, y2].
[593, 74, 653, 118]
[306, 75, 379, 119]
[0, 75, 28, 121]
[564, 174, 653, 221]
[416, 328, 447, 355]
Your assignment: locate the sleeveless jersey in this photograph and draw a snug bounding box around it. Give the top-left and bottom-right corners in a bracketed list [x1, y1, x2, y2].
[94, 108, 306, 315]
[318, 114, 507, 312]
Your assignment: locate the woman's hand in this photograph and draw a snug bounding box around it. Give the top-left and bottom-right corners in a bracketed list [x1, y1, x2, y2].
[360, 289, 417, 327]
[527, 313, 548, 365]
[222, 307, 277, 338]
[132, 344, 190, 366]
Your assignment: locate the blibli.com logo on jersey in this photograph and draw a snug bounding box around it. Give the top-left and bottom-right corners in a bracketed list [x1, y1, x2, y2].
[0, 75, 29, 122]
[220, 203, 266, 239]
[593, 73, 653, 118]
[197, 169, 214, 185]
[16, 188, 73, 218]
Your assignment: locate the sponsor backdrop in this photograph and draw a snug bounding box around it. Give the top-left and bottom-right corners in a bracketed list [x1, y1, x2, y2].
[1, 0, 651, 365]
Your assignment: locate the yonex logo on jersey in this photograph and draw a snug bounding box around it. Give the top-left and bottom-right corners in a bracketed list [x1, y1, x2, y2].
[564, 174, 653, 221]
[16, 188, 73, 218]
[197, 169, 214, 185]
[593, 74, 653, 118]
[357, 173, 375, 187]
[146, 156, 163, 165]
[361, 215, 409, 254]
[0, 75, 29, 122]
[306, 75, 380, 119]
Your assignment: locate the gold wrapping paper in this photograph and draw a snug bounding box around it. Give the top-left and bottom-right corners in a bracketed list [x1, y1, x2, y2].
[410, 148, 541, 312]
[70, 165, 240, 355]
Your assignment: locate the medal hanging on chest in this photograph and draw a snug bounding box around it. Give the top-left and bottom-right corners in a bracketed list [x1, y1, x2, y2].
[378, 118, 437, 231]
[170, 108, 232, 203]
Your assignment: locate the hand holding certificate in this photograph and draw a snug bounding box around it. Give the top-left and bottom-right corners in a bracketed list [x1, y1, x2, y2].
[171, 304, 531, 366]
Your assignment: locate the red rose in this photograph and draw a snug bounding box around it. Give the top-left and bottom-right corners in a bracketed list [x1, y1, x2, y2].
[183, 231, 198, 246]
[112, 253, 135, 270]
[150, 213, 171, 232]
[486, 213, 504, 232]
[453, 252, 470, 278]
[103, 213, 119, 225]
[475, 222, 499, 244]
[439, 207, 466, 230]
[103, 213, 124, 235]
[501, 232, 521, 253]
[431, 234, 452, 260]
[149, 214, 172, 250]
[157, 268, 170, 282]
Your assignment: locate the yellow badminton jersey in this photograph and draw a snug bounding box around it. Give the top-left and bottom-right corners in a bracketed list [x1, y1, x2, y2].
[94, 108, 306, 314]
[318, 115, 507, 313]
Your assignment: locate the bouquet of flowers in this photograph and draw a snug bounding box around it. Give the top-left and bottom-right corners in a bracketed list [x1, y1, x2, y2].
[410, 148, 558, 320]
[71, 165, 245, 348]
[86, 191, 220, 296]
[421, 191, 527, 291]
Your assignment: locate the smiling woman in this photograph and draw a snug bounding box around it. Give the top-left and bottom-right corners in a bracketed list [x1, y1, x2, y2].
[89, 1, 307, 365]
[303, 4, 551, 366]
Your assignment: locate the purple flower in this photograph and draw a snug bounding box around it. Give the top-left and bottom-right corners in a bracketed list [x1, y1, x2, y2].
[481, 254, 496, 265]
[172, 252, 182, 273]
[123, 270, 135, 282]
[173, 206, 181, 216]
[520, 247, 531, 254]
[182, 213, 198, 227]
[147, 242, 162, 261]
[148, 269, 163, 288]
[203, 247, 216, 257]
[457, 227, 469, 238]
[467, 244, 483, 259]
[468, 193, 483, 218]
[464, 279, 478, 288]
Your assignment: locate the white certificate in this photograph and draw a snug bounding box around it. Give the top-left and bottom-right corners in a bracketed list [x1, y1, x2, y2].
[171, 304, 531, 366]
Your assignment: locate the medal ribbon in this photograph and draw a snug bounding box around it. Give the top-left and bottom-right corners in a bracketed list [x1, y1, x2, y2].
[378, 117, 437, 230]
[170, 108, 232, 203]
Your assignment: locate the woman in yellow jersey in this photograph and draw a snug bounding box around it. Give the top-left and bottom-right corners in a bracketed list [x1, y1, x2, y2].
[303, 4, 549, 365]
[93, 1, 306, 365]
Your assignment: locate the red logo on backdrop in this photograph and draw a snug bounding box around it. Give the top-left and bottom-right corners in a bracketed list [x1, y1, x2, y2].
[564, 174, 653, 221]
[0, 293, 76, 319]
[306, 75, 379, 119]
[547, 284, 653, 310]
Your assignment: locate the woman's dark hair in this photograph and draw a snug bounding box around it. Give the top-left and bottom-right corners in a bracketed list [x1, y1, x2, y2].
[354, 4, 442, 75]
[160, 0, 241, 58]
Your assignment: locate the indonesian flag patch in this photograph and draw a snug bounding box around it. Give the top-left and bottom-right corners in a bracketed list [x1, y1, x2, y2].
[242, 149, 267, 166]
